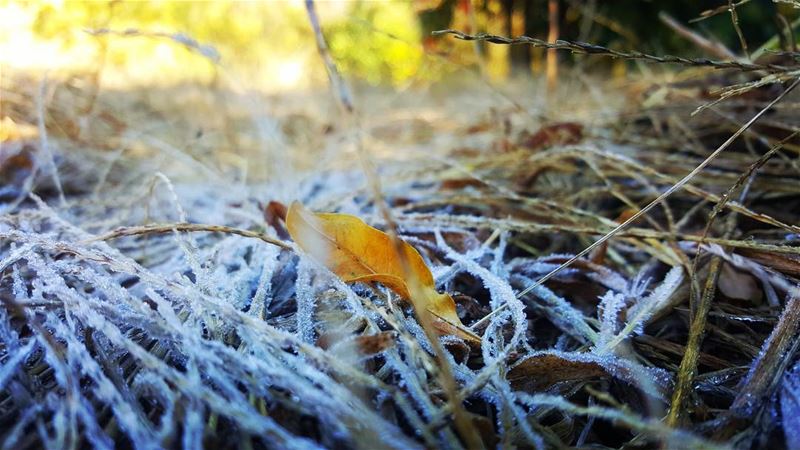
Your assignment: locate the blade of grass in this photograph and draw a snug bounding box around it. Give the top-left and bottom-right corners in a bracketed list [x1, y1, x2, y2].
[85, 223, 293, 250]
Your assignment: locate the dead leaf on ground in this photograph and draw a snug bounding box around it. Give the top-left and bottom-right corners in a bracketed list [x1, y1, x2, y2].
[353, 331, 397, 355]
[718, 262, 762, 302]
[318, 331, 397, 356]
[507, 354, 608, 392]
[508, 352, 667, 398]
[440, 178, 486, 190]
[286, 201, 480, 344]
[263, 200, 290, 239]
[520, 122, 584, 150]
[0, 144, 35, 202]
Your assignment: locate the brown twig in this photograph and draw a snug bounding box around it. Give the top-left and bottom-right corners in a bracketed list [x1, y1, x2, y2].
[692, 0, 752, 22]
[85, 223, 293, 250]
[432, 29, 795, 73]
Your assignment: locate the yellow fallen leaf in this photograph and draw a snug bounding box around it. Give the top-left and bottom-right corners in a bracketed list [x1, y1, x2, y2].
[286, 201, 480, 344]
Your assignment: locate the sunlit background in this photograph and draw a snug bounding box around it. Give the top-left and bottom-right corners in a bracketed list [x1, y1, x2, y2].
[2, 1, 795, 89]
[2, 0, 797, 185]
[2, 1, 437, 91]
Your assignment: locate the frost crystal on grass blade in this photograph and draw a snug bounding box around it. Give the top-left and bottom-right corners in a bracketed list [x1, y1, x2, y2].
[625, 267, 683, 335]
[595, 266, 684, 354]
[595, 290, 627, 350]
[511, 273, 597, 344]
[295, 258, 318, 343]
[436, 230, 528, 350]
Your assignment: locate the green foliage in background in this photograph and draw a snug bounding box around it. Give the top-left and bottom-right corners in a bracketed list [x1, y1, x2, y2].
[17, 0, 800, 86]
[326, 2, 424, 85]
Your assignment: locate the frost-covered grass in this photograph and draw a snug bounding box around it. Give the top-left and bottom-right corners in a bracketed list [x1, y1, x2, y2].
[0, 188, 705, 449]
[2, 69, 800, 449]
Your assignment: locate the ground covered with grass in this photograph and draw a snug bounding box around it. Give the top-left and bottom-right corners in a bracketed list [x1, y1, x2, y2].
[2, 43, 800, 450]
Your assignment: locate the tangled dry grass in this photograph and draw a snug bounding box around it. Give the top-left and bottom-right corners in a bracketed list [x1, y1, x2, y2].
[2, 23, 800, 450]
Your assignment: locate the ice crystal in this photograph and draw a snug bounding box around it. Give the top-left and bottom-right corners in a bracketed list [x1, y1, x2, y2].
[435, 230, 528, 352]
[595, 266, 684, 354]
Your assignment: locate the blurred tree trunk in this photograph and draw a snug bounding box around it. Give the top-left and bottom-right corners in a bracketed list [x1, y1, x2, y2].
[546, 0, 559, 90]
[505, 0, 529, 75]
[505, 0, 555, 77]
